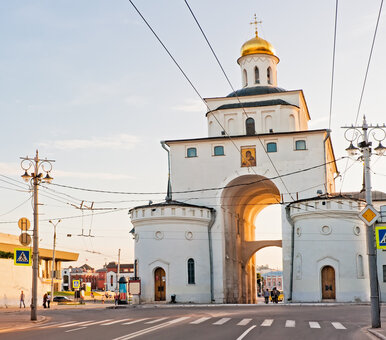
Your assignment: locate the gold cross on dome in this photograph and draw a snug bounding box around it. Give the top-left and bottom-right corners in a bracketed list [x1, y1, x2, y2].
[250, 14, 262, 37]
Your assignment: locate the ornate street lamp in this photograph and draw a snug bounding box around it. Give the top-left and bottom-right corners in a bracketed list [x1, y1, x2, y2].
[20, 150, 55, 321]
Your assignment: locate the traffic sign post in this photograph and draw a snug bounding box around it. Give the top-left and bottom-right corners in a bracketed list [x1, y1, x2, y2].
[14, 248, 31, 266]
[19, 233, 32, 246]
[359, 205, 380, 226]
[72, 280, 80, 289]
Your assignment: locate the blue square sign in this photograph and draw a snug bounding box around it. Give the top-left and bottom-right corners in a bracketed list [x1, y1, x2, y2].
[14, 248, 31, 266]
[375, 226, 386, 249]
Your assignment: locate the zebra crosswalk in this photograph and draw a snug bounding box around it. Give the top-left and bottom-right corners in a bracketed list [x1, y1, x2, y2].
[35, 316, 348, 332]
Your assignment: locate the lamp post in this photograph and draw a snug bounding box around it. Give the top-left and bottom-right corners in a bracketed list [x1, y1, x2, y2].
[20, 150, 54, 321]
[343, 116, 385, 328]
[49, 219, 61, 303]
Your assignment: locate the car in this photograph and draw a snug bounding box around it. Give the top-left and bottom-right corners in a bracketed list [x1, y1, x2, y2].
[269, 291, 284, 302]
[53, 296, 72, 302]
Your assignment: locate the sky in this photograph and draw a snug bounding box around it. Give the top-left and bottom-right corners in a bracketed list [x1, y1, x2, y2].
[0, 0, 385, 271]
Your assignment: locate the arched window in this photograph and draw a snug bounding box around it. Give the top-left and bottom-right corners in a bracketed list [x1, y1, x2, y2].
[295, 140, 306, 150]
[267, 67, 272, 84]
[243, 69, 248, 87]
[187, 258, 195, 284]
[289, 114, 295, 131]
[214, 146, 224, 156]
[245, 118, 255, 135]
[187, 147, 197, 157]
[254, 66, 260, 84]
[267, 142, 277, 153]
[265, 115, 272, 132]
[357, 254, 364, 278]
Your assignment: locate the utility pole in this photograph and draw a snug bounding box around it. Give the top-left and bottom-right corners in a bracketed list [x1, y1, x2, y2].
[21, 150, 54, 321]
[49, 219, 61, 301]
[343, 117, 386, 328]
[117, 249, 121, 291]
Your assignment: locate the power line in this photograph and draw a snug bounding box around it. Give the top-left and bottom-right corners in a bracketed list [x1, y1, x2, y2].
[50, 157, 345, 195]
[328, 0, 338, 130]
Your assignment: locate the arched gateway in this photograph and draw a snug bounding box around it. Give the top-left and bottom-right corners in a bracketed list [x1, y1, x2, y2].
[221, 175, 282, 303]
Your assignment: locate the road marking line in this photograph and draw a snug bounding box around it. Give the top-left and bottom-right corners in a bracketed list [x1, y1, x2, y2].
[112, 317, 189, 340]
[285, 320, 296, 328]
[65, 327, 87, 333]
[236, 325, 256, 340]
[39, 321, 74, 328]
[190, 317, 211, 324]
[309, 321, 321, 329]
[261, 319, 273, 327]
[59, 320, 95, 328]
[237, 318, 252, 326]
[101, 319, 132, 326]
[81, 319, 113, 326]
[122, 318, 149, 325]
[213, 318, 231, 325]
[332, 322, 346, 329]
[145, 317, 168, 324]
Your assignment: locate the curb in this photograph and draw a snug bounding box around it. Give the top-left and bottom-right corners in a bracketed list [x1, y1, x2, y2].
[368, 328, 386, 340]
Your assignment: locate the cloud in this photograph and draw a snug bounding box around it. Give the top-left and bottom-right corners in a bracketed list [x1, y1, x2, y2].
[39, 134, 139, 151]
[172, 99, 205, 113]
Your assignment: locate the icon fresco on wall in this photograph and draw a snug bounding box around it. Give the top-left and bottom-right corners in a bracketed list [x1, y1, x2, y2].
[241, 146, 256, 167]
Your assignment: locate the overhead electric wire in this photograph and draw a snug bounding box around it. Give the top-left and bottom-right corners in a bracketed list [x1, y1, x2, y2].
[50, 157, 345, 195]
[328, 0, 338, 130]
[127, 0, 280, 199]
[0, 195, 33, 217]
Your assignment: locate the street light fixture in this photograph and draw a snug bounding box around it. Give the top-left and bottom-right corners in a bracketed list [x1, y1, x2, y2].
[49, 219, 61, 306]
[342, 116, 385, 329]
[20, 150, 55, 321]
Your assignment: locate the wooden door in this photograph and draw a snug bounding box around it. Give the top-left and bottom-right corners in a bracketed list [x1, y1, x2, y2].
[321, 266, 336, 299]
[154, 267, 166, 301]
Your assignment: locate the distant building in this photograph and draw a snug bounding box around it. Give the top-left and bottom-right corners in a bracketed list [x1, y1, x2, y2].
[0, 232, 78, 307]
[105, 262, 134, 291]
[262, 271, 283, 291]
[62, 264, 98, 291]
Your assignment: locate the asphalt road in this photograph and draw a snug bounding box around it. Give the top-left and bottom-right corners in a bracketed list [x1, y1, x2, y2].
[2, 304, 382, 340]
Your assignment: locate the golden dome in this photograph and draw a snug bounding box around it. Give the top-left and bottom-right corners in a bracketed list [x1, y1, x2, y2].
[240, 34, 275, 57]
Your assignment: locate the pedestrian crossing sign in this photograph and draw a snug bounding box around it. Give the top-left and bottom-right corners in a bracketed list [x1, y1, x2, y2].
[376, 226, 386, 249]
[14, 248, 31, 266]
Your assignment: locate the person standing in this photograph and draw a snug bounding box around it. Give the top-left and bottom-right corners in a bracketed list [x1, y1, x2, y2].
[114, 292, 119, 306]
[19, 291, 25, 308]
[47, 293, 51, 308]
[263, 289, 270, 304]
[43, 293, 47, 308]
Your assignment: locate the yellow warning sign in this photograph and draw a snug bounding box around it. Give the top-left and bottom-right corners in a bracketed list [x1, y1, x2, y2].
[359, 205, 380, 226]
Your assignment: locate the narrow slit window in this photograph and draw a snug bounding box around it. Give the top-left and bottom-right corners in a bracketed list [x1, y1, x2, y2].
[187, 258, 195, 284]
[243, 69, 248, 87]
[267, 142, 277, 153]
[187, 147, 197, 157]
[267, 67, 272, 84]
[254, 66, 260, 84]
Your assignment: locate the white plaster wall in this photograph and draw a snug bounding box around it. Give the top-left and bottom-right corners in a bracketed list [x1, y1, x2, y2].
[238, 55, 278, 87]
[132, 206, 212, 303]
[289, 200, 369, 302]
[0, 259, 49, 307]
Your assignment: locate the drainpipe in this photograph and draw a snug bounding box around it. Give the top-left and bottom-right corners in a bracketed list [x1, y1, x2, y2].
[160, 141, 172, 202]
[207, 209, 216, 302]
[285, 205, 295, 302]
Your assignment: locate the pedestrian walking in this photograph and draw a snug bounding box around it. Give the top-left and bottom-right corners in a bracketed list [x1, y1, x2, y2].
[43, 293, 47, 308]
[47, 293, 51, 308]
[20, 291, 25, 308]
[114, 292, 119, 306]
[263, 288, 270, 304]
[274, 289, 280, 304]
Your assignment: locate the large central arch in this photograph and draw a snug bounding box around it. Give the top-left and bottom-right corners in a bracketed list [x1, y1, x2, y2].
[221, 174, 282, 303]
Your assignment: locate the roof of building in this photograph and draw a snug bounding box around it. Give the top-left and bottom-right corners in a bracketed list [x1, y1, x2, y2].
[226, 86, 287, 98]
[0, 233, 78, 261]
[165, 129, 329, 145]
[261, 271, 283, 277]
[289, 191, 386, 205]
[209, 99, 297, 114]
[130, 200, 214, 212]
